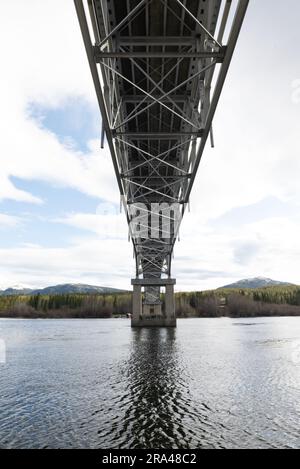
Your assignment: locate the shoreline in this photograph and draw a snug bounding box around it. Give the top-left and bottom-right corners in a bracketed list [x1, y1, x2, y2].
[1, 314, 300, 320]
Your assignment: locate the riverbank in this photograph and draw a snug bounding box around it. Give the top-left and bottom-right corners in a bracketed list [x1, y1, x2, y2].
[1, 302, 300, 319]
[1, 285, 300, 319]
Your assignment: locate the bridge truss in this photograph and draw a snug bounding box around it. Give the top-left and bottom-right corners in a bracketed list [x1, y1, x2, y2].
[75, 0, 249, 319]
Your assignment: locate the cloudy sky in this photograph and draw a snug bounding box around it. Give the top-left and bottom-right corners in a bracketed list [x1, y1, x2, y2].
[0, 0, 299, 291]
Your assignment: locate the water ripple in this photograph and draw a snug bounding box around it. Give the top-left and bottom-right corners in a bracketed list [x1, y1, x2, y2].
[0, 318, 300, 448]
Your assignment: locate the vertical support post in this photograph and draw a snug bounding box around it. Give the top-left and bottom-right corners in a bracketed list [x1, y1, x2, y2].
[165, 284, 175, 321]
[132, 284, 142, 323]
[131, 279, 176, 327]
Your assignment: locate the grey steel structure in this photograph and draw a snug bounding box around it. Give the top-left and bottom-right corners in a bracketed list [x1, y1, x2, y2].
[75, 0, 249, 326]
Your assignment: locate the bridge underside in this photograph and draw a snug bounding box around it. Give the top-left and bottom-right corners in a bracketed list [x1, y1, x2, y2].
[75, 0, 248, 326]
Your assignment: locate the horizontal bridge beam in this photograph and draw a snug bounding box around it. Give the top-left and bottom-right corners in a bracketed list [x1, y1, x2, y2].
[127, 197, 185, 204]
[123, 94, 188, 103]
[76, 0, 249, 283]
[115, 132, 203, 140]
[131, 278, 176, 286]
[121, 175, 191, 179]
[94, 48, 225, 60]
[116, 36, 197, 46]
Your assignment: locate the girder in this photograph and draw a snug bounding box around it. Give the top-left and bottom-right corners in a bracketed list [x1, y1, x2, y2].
[74, 0, 249, 291]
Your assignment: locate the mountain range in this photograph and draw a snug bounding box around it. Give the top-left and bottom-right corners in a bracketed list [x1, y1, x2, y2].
[0, 284, 127, 296]
[0, 277, 295, 296]
[220, 277, 294, 289]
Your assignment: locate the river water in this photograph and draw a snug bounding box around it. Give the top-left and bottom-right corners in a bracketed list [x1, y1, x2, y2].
[0, 317, 299, 449]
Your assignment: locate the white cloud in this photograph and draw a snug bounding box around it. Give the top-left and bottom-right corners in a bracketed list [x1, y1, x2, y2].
[0, 213, 22, 228]
[173, 212, 300, 290]
[54, 210, 127, 239]
[0, 176, 42, 204]
[0, 1, 120, 205]
[0, 0, 300, 290]
[1, 1, 94, 108]
[0, 116, 120, 202]
[0, 238, 133, 290]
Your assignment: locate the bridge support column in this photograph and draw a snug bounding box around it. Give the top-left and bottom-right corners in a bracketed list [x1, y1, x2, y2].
[131, 279, 176, 327]
[132, 284, 142, 323]
[165, 283, 175, 324]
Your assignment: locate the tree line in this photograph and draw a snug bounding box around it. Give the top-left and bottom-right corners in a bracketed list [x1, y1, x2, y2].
[0, 293, 132, 318]
[1, 285, 300, 318]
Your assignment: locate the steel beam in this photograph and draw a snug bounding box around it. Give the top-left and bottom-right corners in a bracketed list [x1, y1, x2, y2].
[94, 49, 226, 60]
[74, 1, 122, 195]
[123, 94, 187, 103]
[75, 0, 249, 295]
[114, 132, 203, 139]
[131, 278, 176, 286]
[97, 0, 148, 49]
[116, 36, 197, 46]
[185, 0, 249, 204]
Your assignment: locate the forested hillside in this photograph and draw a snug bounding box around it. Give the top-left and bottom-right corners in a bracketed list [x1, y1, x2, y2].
[1, 285, 300, 318]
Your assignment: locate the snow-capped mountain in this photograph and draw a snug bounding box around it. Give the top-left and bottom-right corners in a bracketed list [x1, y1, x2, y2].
[0, 284, 33, 296]
[33, 284, 126, 295]
[220, 277, 294, 289]
[0, 284, 127, 296]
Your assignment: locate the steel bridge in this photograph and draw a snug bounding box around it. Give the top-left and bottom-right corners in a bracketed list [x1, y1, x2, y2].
[75, 0, 249, 326]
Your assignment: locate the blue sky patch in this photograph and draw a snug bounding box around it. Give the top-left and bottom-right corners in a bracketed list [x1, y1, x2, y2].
[28, 97, 100, 153]
[0, 178, 109, 248]
[4, 178, 100, 216]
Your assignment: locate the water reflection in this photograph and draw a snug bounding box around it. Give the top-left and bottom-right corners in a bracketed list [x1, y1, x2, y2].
[126, 328, 180, 448]
[119, 328, 206, 449]
[1, 318, 300, 449]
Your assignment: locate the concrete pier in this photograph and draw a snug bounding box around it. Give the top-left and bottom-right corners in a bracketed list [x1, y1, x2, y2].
[132, 284, 142, 324]
[131, 278, 176, 327]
